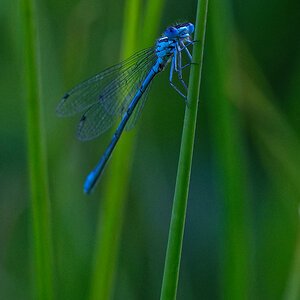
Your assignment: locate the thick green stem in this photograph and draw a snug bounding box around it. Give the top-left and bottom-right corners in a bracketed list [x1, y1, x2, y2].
[160, 0, 209, 299]
[21, 0, 53, 298]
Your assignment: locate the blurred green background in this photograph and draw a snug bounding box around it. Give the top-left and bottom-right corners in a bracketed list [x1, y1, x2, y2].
[1, 0, 300, 299]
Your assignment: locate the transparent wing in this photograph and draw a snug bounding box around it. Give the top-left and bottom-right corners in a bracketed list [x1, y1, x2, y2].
[98, 51, 156, 118]
[124, 82, 152, 131]
[60, 48, 158, 141]
[56, 47, 156, 117]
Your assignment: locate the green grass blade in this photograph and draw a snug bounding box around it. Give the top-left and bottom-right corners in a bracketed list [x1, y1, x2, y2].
[88, 4, 140, 299]
[159, 0, 209, 299]
[232, 41, 300, 201]
[21, 0, 53, 298]
[142, 0, 165, 44]
[207, 1, 252, 298]
[230, 41, 300, 298]
[89, 0, 165, 299]
[284, 231, 300, 300]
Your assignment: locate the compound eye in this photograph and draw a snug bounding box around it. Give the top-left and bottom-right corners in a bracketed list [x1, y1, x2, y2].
[164, 26, 179, 38]
[186, 23, 194, 34]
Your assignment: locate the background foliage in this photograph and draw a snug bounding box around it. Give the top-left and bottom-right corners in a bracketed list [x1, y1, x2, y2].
[1, 0, 300, 298]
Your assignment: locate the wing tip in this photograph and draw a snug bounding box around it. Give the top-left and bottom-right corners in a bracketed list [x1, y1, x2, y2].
[56, 93, 72, 117]
[55, 104, 63, 117]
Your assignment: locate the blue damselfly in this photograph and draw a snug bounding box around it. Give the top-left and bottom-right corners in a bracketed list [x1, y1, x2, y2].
[56, 22, 195, 193]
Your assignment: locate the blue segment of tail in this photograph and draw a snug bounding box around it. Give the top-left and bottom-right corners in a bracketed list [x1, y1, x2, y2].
[83, 68, 158, 194]
[84, 170, 96, 194]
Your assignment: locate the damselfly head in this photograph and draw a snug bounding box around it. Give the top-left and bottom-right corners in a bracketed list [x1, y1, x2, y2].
[164, 22, 194, 39]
